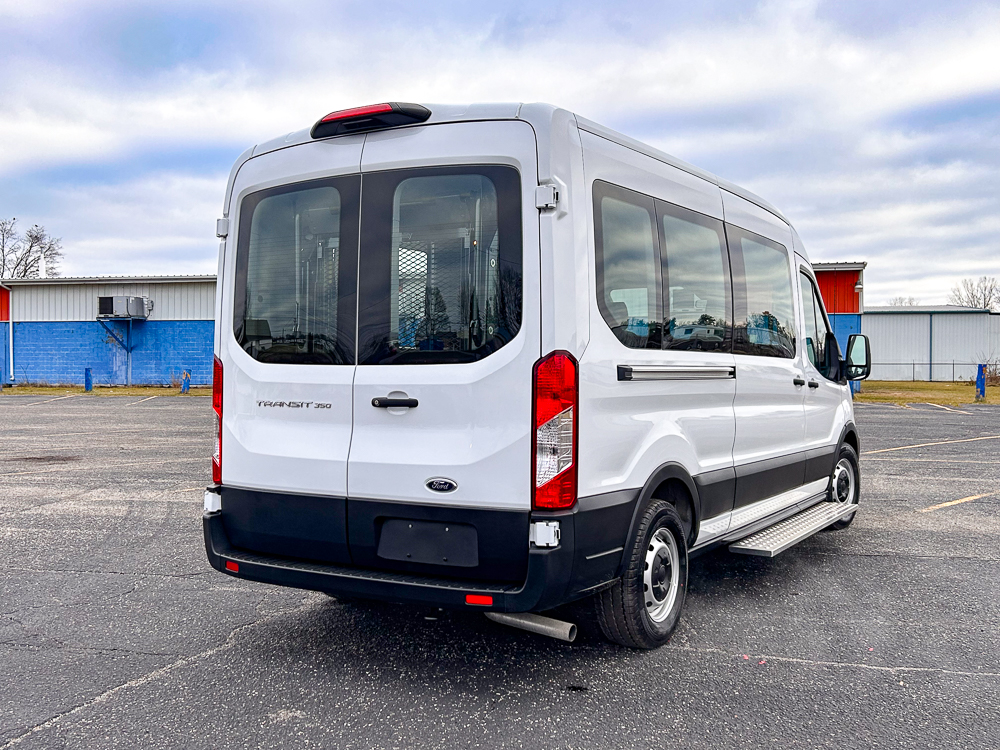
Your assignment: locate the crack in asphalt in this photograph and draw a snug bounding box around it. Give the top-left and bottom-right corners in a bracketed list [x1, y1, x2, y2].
[663, 644, 1000, 679]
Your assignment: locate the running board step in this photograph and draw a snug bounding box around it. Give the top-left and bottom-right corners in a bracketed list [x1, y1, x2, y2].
[729, 502, 855, 557]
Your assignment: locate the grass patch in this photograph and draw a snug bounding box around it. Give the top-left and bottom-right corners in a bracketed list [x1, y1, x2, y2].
[0, 385, 209, 397]
[854, 380, 998, 406]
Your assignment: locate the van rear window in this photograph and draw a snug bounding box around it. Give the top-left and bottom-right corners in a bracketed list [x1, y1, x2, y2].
[233, 175, 360, 365]
[357, 166, 523, 365]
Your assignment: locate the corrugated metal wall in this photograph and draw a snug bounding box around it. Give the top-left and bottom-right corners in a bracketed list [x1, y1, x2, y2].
[815, 270, 861, 313]
[10, 281, 215, 322]
[865, 312, 998, 380]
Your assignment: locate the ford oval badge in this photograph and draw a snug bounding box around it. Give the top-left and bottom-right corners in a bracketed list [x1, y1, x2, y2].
[426, 477, 458, 493]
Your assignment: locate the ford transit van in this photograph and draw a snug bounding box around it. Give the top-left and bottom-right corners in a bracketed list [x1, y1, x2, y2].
[204, 102, 872, 649]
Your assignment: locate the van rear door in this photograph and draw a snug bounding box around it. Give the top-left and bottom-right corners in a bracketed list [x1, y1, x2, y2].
[220, 139, 362, 563]
[346, 121, 540, 579]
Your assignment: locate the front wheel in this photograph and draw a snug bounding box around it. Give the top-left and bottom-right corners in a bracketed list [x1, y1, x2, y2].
[594, 500, 688, 649]
[826, 444, 861, 530]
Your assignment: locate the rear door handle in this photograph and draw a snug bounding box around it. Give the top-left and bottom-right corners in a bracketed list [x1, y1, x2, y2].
[372, 397, 418, 408]
[808, 380, 820, 389]
[793, 377, 806, 386]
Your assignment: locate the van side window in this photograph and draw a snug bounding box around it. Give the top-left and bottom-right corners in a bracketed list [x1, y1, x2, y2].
[233, 176, 360, 364]
[357, 166, 522, 365]
[728, 227, 796, 358]
[594, 182, 661, 349]
[799, 271, 833, 373]
[657, 203, 732, 352]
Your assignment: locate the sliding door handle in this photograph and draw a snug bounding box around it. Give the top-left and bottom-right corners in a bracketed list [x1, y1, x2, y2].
[793, 377, 806, 387]
[808, 380, 820, 389]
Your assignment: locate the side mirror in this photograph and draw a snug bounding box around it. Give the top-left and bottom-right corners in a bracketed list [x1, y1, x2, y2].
[844, 334, 871, 380]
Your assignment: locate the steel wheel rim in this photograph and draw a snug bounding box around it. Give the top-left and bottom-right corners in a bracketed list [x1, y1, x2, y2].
[643, 528, 680, 623]
[832, 458, 856, 506]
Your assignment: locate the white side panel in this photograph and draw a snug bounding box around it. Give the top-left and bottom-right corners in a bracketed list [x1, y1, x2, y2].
[220, 138, 365, 497]
[725, 191, 804, 469]
[518, 104, 590, 357]
[576, 133, 735, 499]
[864, 313, 931, 381]
[349, 121, 540, 510]
[722, 189, 791, 244]
[796, 258, 852, 455]
[581, 131, 724, 219]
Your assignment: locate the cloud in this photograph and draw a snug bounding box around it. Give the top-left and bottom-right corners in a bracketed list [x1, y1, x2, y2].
[0, 0, 997, 303]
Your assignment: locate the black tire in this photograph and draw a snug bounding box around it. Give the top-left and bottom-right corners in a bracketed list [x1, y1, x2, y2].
[826, 444, 860, 530]
[594, 500, 688, 649]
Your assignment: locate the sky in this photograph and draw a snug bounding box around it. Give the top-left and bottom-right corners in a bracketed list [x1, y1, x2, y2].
[0, 0, 998, 305]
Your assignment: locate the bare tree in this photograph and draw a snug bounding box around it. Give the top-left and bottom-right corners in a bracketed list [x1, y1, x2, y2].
[0, 218, 64, 279]
[948, 276, 1000, 311]
[887, 296, 920, 306]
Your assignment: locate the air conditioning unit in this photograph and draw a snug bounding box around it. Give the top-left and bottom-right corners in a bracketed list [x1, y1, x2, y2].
[97, 296, 152, 319]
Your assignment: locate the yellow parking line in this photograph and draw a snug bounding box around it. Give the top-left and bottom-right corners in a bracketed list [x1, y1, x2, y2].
[918, 493, 993, 513]
[864, 435, 1000, 455]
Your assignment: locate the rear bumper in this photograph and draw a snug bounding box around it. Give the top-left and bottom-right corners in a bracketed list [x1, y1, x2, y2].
[203, 510, 575, 611]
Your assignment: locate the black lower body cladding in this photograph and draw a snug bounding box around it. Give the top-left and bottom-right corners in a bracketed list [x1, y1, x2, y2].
[206, 486, 640, 612]
[220, 487, 529, 582]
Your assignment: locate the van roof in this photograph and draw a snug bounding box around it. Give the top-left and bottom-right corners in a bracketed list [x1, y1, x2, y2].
[234, 102, 787, 226]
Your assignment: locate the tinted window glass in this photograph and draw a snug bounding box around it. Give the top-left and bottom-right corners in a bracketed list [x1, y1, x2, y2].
[357, 166, 522, 365]
[730, 228, 796, 358]
[800, 271, 822, 368]
[594, 182, 661, 349]
[800, 271, 834, 374]
[233, 176, 360, 364]
[658, 203, 731, 351]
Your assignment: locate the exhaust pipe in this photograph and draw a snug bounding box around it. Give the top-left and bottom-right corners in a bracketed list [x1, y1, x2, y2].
[485, 612, 577, 642]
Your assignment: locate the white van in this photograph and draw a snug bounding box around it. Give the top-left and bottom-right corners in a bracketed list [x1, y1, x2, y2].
[204, 102, 872, 649]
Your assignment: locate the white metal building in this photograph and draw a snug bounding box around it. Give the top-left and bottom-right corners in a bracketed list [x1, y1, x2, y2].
[864, 305, 1000, 381]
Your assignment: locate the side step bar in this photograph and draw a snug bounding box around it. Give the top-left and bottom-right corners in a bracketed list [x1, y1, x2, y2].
[729, 502, 856, 557]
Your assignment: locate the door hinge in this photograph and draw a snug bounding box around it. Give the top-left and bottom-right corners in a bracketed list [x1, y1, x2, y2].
[216, 218, 229, 238]
[534, 185, 560, 210]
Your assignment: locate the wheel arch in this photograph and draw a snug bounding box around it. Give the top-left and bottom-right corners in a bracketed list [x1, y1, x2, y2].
[840, 422, 860, 455]
[616, 462, 700, 577]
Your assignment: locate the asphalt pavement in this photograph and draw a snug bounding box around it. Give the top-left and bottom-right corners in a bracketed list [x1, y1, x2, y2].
[1, 394, 998, 749]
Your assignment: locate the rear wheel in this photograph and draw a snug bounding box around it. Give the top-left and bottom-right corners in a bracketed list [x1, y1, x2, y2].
[826, 444, 860, 530]
[594, 500, 688, 649]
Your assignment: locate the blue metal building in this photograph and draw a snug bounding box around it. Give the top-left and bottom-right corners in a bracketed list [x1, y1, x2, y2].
[1, 276, 215, 387]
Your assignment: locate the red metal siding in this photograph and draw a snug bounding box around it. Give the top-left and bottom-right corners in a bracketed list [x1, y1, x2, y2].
[0, 287, 9, 321]
[815, 270, 860, 314]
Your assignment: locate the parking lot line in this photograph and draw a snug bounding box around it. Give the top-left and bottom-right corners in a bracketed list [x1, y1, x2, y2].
[922, 403, 972, 415]
[17, 394, 80, 407]
[864, 457, 1000, 464]
[864, 435, 1000, 455]
[126, 396, 159, 405]
[918, 493, 994, 513]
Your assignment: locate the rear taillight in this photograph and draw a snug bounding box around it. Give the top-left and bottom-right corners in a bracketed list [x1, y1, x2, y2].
[532, 351, 578, 510]
[310, 102, 431, 139]
[212, 356, 222, 485]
